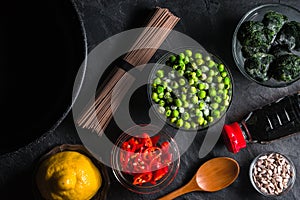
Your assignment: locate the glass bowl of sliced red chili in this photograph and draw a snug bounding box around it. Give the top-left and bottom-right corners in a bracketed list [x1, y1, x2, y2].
[111, 124, 180, 194]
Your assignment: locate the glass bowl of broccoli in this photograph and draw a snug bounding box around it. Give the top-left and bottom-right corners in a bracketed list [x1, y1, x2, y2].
[232, 4, 300, 87]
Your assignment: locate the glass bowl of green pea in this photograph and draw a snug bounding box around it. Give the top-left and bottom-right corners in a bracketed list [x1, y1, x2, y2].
[148, 48, 233, 131]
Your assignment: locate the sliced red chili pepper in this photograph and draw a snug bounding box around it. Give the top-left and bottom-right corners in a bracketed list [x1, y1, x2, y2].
[161, 141, 170, 153]
[132, 153, 150, 173]
[150, 135, 160, 146]
[143, 147, 162, 162]
[132, 172, 153, 185]
[153, 166, 169, 182]
[139, 133, 153, 148]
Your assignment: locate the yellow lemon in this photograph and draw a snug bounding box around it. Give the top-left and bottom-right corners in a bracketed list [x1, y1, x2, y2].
[36, 151, 102, 200]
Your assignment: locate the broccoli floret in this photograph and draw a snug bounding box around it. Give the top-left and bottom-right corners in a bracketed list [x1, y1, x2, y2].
[271, 54, 300, 82]
[244, 53, 274, 81]
[275, 21, 300, 51]
[262, 11, 288, 33]
[237, 21, 266, 46]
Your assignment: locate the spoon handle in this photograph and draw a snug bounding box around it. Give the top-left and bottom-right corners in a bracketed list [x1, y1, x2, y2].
[158, 177, 202, 200]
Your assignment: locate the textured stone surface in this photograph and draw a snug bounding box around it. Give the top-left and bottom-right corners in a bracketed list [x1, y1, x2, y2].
[1, 0, 300, 199]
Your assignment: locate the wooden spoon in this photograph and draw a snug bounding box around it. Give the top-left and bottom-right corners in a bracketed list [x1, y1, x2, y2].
[158, 157, 240, 200]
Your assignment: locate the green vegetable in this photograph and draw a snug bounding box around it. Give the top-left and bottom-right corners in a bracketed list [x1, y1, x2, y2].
[276, 21, 300, 51]
[244, 53, 274, 81]
[151, 49, 232, 129]
[271, 54, 300, 82]
[262, 11, 288, 33]
[237, 21, 265, 46]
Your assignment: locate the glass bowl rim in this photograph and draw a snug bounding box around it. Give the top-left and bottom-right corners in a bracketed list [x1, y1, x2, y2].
[110, 124, 180, 194]
[232, 3, 300, 88]
[147, 46, 234, 132]
[249, 151, 296, 197]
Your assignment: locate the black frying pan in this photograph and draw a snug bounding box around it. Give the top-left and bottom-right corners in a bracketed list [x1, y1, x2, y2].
[0, 0, 87, 154]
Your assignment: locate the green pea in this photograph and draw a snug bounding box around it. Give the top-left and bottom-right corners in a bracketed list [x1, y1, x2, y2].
[182, 87, 188, 93]
[184, 56, 190, 64]
[179, 53, 185, 60]
[183, 101, 189, 108]
[203, 120, 208, 126]
[154, 77, 161, 85]
[164, 92, 171, 99]
[191, 62, 198, 70]
[208, 69, 215, 77]
[176, 119, 184, 127]
[152, 92, 159, 102]
[205, 56, 211, 61]
[169, 70, 176, 79]
[190, 72, 197, 78]
[173, 65, 179, 70]
[172, 110, 179, 117]
[167, 97, 173, 103]
[211, 103, 219, 110]
[175, 99, 183, 107]
[214, 96, 222, 104]
[179, 78, 186, 86]
[223, 99, 230, 107]
[158, 106, 165, 114]
[209, 88, 217, 97]
[181, 94, 187, 101]
[212, 110, 221, 118]
[184, 122, 191, 129]
[223, 93, 229, 100]
[191, 122, 197, 129]
[198, 90, 206, 99]
[157, 86, 164, 94]
[200, 73, 207, 81]
[200, 65, 209, 72]
[218, 83, 225, 90]
[165, 109, 171, 117]
[158, 93, 164, 99]
[189, 79, 195, 85]
[203, 109, 210, 116]
[218, 64, 225, 72]
[208, 60, 215, 68]
[196, 58, 204, 66]
[185, 49, 193, 57]
[156, 70, 164, 78]
[170, 117, 177, 123]
[196, 69, 202, 77]
[221, 71, 228, 78]
[224, 77, 230, 85]
[169, 55, 176, 63]
[192, 95, 199, 104]
[198, 83, 205, 90]
[171, 81, 179, 89]
[177, 70, 184, 77]
[220, 106, 226, 112]
[207, 116, 214, 123]
[193, 77, 199, 83]
[195, 108, 202, 116]
[183, 112, 190, 120]
[190, 86, 197, 94]
[194, 53, 202, 59]
[199, 101, 205, 110]
[223, 89, 228, 95]
[217, 76, 223, 83]
[198, 117, 205, 125]
[206, 77, 213, 83]
[159, 100, 165, 107]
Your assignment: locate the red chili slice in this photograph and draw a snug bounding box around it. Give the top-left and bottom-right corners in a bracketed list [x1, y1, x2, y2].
[153, 166, 169, 182]
[161, 141, 170, 153]
[132, 172, 153, 185]
[143, 147, 162, 162]
[151, 135, 160, 146]
[132, 153, 150, 173]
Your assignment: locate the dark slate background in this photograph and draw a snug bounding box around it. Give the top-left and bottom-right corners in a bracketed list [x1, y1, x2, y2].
[1, 0, 300, 199]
